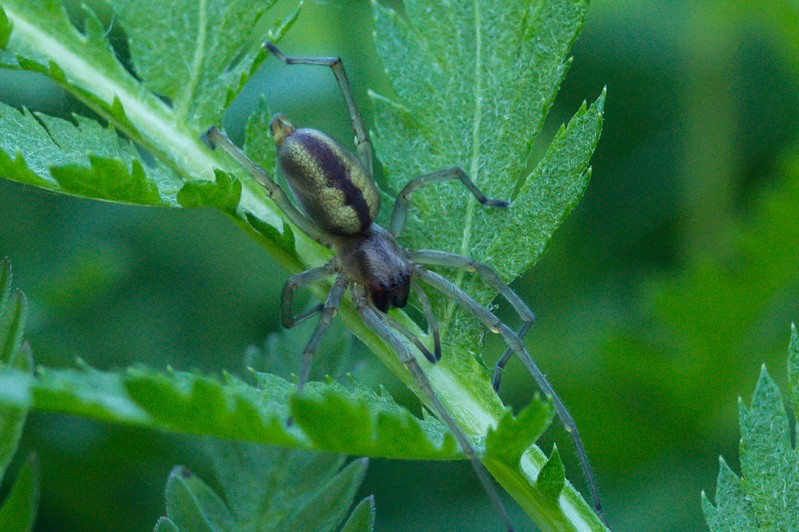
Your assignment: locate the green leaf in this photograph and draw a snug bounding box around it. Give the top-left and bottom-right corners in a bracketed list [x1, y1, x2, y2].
[0, 363, 461, 460]
[0, 259, 32, 481]
[703, 327, 799, 530]
[282, 457, 368, 531]
[787, 323, 799, 414]
[0, 102, 182, 205]
[164, 466, 235, 531]
[486, 94, 604, 281]
[486, 395, 553, 466]
[0, 270, 26, 365]
[161, 440, 368, 532]
[370, 9, 605, 463]
[0, 260, 38, 531]
[177, 169, 242, 213]
[154, 517, 180, 532]
[238, 97, 302, 260]
[289, 379, 458, 459]
[52, 157, 170, 205]
[244, 212, 298, 262]
[536, 446, 566, 502]
[0, 7, 9, 49]
[702, 458, 758, 531]
[105, 0, 277, 130]
[0, 453, 39, 532]
[369, 2, 605, 528]
[243, 97, 278, 173]
[340, 496, 376, 532]
[372, 0, 599, 306]
[739, 367, 799, 528]
[0, 343, 30, 481]
[0, 0, 292, 229]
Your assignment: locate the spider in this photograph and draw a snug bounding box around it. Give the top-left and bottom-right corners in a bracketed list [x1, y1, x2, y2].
[207, 41, 605, 530]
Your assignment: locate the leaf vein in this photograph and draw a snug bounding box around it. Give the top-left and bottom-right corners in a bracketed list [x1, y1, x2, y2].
[176, 0, 208, 120]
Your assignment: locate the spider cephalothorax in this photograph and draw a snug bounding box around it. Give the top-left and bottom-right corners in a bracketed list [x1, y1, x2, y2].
[207, 40, 606, 531]
[334, 225, 412, 312]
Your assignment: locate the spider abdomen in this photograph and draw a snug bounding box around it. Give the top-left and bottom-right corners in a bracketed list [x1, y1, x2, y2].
[271, 115, 380, 236]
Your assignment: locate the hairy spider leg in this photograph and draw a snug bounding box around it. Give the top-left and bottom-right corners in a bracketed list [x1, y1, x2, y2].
[206, 127, 331, 247]
[281, 268, 349, 394]
[413, 267, 606, 525]
[283, 266, 436, 383]
[373, 308, 438, 364]
[389, 166, 510, 238]
[297, 274, 348, 393]
[410, 281, 441, 360]
[407, 250, 536, 392]
[384, 168, 530, 392]
[351, 284, 514, 532]
[279, 264, 437, 390]
[265, 42, 373, 175]
[492, 321, 534, 392]
[281, 265, 333, 328]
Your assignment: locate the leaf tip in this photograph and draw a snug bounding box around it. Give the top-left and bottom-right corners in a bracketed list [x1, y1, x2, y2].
[0, 7, 11, 49]
[596, 86, 607, 112]
[536, 444, 565, 501]
[268, 1, 303, 42]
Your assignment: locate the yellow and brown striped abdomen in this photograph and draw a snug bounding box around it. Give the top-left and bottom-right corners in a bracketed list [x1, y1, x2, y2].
[275, 125, 380, 236]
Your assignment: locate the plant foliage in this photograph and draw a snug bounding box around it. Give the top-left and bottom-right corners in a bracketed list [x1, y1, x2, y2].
[0, 0, 605, 529]
[155, 440, 372, 532]
[372, 0, 604, 343]
[0, 259, 39, 531]
[703, 325, 799, 530]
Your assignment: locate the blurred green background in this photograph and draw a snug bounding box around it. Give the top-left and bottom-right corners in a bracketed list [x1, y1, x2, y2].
[2, 0, 799, 530]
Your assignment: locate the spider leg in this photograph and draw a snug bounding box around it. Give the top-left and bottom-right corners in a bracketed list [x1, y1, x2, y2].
[205, 127, 331, 246]
[491, 322, 532, 392]
[374, 310, 437, 364]
[411, 280, 441, 360]
[351, 284, 513, 532]
[390, 167, 509, 238]
[408, 250, 535, 391]
[264, 42, 372, 175]
[414, 267, 606, 524]
[292, 273, 349, 395]
[281, 264, 337, 328]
